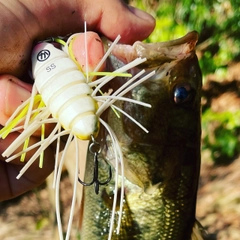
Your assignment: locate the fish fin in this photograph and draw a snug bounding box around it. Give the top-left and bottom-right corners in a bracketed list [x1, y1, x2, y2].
[191, 220, 209, 240]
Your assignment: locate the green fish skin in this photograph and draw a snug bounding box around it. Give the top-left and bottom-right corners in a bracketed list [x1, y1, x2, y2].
[81, 32, 204, 240]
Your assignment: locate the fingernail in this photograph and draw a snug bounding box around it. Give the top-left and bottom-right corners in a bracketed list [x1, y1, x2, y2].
[128, 6, 155, 23]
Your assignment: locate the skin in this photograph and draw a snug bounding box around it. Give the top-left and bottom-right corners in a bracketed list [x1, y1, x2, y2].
[0, 0, 155, 201]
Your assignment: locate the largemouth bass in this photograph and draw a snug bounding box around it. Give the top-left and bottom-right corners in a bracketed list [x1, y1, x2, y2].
[81, 31, 204, 240]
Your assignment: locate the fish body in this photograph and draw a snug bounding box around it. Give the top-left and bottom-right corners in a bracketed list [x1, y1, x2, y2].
[81, 32, 203, 239]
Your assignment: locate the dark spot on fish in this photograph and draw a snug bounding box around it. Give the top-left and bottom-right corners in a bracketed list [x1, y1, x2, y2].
[189, 64, 197, 78]
[71, 10, 76, 14]
[101, 188, 122, 210]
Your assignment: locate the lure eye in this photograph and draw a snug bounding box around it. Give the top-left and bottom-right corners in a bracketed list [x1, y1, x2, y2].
[173, 83, 192, 104]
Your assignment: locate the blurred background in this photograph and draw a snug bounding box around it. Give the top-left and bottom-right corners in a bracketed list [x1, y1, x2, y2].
[0, 0, 239, 239]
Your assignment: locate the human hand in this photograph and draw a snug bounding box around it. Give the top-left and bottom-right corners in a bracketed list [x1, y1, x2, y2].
[0, 0, 155, 201]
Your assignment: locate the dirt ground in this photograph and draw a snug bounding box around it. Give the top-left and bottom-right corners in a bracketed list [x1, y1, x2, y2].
[0, 64, 239, 240]
[1, 156, 240, 240]
[196, 62, 240, 240]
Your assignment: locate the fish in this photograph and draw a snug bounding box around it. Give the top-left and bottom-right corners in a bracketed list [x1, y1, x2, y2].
[80, 31, 205, 240]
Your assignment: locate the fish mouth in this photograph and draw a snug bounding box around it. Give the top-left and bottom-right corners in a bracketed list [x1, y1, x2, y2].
[110, 31, 199, 68]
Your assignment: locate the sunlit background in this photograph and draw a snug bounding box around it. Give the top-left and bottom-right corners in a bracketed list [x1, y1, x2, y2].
[129, 0, 240, 164]
[0, 1, 239, 239]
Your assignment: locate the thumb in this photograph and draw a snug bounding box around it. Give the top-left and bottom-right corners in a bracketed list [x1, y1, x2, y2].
[0, 0, 155, 76]
[84, 1, 155, 44]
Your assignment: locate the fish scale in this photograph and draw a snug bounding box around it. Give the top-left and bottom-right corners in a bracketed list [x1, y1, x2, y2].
[81, 32, 205, 239]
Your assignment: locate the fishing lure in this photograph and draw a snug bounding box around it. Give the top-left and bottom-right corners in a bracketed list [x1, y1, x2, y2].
[78, 135, 112, 195]
[0, 30, 155, 240]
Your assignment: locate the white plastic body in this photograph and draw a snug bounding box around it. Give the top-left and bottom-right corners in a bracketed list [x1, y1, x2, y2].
[31, 42, 99, 140]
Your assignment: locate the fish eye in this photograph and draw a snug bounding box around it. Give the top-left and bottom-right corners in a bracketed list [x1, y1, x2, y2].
[173, 83, 192, 104]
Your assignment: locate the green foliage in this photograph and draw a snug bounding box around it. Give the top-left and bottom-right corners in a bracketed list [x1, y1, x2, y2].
[35, 217, 49, 230]
[146, 5, 188, 42]
[202, 110, 240, 164]
[130, 0, 240, 76]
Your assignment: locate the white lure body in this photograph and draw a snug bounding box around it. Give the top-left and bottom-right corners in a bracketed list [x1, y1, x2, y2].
[0, 32, 156, 240]
[32, 43, 99, 140]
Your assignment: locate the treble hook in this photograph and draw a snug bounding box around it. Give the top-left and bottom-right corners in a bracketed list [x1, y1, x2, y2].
[78, 136, 112, 194]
